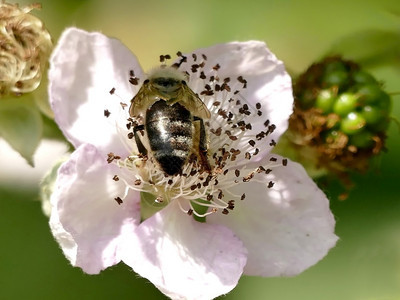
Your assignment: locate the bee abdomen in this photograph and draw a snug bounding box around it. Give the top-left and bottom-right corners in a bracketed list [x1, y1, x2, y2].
[146, 100, 193, 175]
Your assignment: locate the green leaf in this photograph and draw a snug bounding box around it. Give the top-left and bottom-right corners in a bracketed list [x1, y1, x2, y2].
[33, 76, 55, 119]
[327, 29, 400, 68]
[41, 113, 70, 142]
[0, 95, 43, 166]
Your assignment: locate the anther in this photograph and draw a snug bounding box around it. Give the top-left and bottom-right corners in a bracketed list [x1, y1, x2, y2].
[129, 77, 139, 85]
[227, 200, 235, 210]
[213, 64, 221, 71]
[107, 153, 121, 163]
[243, 172, 254, 182]
[267, 124, 276, 134]
[159, 54, 171, 63]
[237, 76, 247, 88]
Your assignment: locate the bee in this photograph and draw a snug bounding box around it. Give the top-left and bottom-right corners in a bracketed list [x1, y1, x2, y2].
[129, 66, 211, 176]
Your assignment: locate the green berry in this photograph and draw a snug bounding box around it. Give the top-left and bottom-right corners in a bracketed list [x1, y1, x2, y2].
[349, 130, 374, 149]
[340, 112, 366, 135]
[323, 70, 349, 88]
[370, 117, 390, 133]
[352, 70, 378, 85]
[299, 89, 316, 109]
[316, 89, 336, 113]
[361, 105, 384, 125]
[325, 60, 347, 73]
[324, 129, 341, 144]
[333, 93, 358, 117]
[357, 84, 385, 105]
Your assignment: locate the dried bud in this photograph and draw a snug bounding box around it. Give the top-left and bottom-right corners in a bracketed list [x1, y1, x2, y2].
[0, 1, 52, 96]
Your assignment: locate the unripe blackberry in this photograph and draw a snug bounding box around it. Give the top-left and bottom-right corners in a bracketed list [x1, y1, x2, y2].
[279, 56, 392, 191]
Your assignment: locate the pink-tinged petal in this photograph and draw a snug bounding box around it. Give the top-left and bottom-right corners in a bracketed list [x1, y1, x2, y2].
[182, 41, 293, 148]
[49, 27, 143, 156]
[49, 207, 77, 264]
[121, 201, 247, 300]
[50, 143, 140, 274]
[207, 156, 338, 277]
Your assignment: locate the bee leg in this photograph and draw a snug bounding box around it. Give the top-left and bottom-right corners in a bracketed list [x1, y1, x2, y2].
[193, 116, 211, 173]
[133, 125, 148, 156]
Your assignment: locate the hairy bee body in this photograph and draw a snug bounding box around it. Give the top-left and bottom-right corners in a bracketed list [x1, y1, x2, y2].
[130, 67, 211, 175]
[146, 100, 193, 175]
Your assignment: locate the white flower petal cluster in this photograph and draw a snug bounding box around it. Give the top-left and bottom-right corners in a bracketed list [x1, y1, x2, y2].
[48, 28, 338, 300]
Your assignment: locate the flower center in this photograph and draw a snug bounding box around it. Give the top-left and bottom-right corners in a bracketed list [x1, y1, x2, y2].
[106, 51, 285, 219]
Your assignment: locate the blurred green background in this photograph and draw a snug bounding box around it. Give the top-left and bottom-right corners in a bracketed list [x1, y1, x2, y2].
[1, 0, 400, 299]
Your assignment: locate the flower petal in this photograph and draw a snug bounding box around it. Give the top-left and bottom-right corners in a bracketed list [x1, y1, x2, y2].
[182, 41, 293, 150]
[50, 143, 140, 274]
[121, 201, 247, 300]
[49, 27, 143, 156]
[207, 156, 338, 277]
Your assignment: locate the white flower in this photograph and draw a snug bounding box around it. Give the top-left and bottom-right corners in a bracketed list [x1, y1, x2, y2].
[48, 27, 338, 300]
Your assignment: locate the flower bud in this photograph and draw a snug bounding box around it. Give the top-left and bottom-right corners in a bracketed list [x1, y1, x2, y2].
[0, 1, 52, 96]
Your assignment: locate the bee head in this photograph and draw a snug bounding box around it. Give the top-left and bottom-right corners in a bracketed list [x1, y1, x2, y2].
[147, 66, 188, 96]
